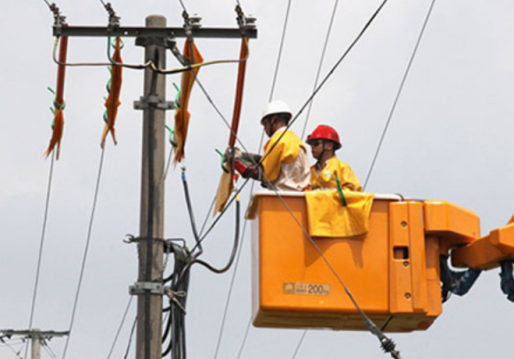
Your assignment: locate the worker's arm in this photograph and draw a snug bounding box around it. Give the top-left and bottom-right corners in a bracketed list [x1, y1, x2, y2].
[336, 162, 363, 192]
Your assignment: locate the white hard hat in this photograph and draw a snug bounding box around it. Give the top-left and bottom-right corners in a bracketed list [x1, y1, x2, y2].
[261, 100, 293, 123]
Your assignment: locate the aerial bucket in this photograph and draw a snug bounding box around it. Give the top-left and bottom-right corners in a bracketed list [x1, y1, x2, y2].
[247, 191, 480, 332]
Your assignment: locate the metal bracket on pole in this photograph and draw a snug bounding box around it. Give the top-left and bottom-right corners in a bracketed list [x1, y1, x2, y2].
[129, 282, 169, 296]
[134, 96, 175, 111]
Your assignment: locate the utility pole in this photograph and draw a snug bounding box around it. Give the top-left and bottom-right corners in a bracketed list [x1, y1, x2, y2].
[31, 329, 41, 359]
[0, 329, 69, 359]
[47, 4, 256, 358]
[135, 15, 167, 359]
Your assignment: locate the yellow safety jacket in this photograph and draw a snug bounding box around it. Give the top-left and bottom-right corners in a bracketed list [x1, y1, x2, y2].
[261, 129, 309, 189]
[310, 156, 362, 191]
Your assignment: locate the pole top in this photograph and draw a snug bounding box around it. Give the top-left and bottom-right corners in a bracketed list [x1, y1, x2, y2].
[146, 15, 167, 27]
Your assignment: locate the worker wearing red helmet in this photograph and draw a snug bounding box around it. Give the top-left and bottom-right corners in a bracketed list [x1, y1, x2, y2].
[306, 125, 362, 191]
[228, 100, 310, 191]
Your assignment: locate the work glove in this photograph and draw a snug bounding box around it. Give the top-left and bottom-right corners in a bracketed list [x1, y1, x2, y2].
[223, 147, 263, 179]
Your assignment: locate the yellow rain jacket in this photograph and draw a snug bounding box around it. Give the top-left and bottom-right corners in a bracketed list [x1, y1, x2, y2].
[310, 156, 362, 191]
[305, 190, 374, 238]
[261, 128, 310, 191]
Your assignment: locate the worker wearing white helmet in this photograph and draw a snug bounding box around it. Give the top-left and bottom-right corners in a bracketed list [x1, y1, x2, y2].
[229, 100, 310, 191]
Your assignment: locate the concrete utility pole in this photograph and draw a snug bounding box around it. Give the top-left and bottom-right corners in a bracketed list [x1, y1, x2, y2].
[31, 330, 41, 359]
[136, 15, 166, 359]
[0, 329, 68, 359]
[48, 4, 256, 358]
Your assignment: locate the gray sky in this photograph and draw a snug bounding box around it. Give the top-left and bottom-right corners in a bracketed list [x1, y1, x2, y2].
[2, 0, 514, 358]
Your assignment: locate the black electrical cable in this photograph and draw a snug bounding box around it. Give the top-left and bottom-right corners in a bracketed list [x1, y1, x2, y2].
[161, 243, 191, 359]
[193, 199, 240, 274]
[180, 169, 202, 256]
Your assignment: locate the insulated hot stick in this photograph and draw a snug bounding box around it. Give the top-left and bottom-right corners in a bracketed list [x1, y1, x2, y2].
[214, 38, 249, 213]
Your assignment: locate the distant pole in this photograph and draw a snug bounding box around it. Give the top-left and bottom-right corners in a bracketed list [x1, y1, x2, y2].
[31, 329, 41, 359]
[136, 15, 166, 359]
[0, 330, 68, 359]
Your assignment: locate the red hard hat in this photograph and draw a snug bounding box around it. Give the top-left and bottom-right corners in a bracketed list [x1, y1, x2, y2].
[306, 125, 342, 150]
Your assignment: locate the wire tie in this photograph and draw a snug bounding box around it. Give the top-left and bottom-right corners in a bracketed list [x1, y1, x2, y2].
[335, 175, 347, 206]
[165, 125, 177, 147]
[215, 149, 229, 173]
[168, 290, 187, 313]
[173, 82, 181, 108]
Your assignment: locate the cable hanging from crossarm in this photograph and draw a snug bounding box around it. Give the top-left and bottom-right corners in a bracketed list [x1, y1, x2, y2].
[106, 296, 134, 359]
[61, 147, 106, 359]
[363, 0, 437, 190]
[200, 0, 404, 357]
[25, 151, 56, 359]
[218, 0, 294, 356]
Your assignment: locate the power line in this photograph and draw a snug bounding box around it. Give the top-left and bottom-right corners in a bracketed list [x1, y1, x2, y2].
[212, 202, 247, 359]
[106, 296, 134, 359]
[300, 0, 340, 139]
[269, 0, 292, 101]
[211, 0, 296, 353]
[42, 341, 58, 359]
[62, 147, 106, 359]
[258, 0, 390, 168]
[291, 330, 307, 359]
[176, 0, 189, 14]
[123, 317, 137, 359]
[295, 2, 341, 351]
[236, 318, 252, 359]
[363, 0, 437, 190]
[1, 340, 23, 359]
[25, 151, 55, 359]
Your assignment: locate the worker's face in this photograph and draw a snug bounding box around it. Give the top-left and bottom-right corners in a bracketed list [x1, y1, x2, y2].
[309, 140, 324, 160]
[261, 116, 275, 137]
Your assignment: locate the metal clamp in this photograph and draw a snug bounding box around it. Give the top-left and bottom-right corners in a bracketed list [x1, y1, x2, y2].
[134, 96, 175, 110]
[129, 282, 168, 295]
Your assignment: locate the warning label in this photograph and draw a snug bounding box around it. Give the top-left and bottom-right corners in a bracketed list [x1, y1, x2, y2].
[283, 282, 330, 296]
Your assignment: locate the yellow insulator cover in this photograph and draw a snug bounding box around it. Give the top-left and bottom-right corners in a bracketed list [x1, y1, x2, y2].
[305, 190, 374, 238]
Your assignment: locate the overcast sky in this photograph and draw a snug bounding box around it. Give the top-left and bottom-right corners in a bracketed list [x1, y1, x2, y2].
[2, 0, 514, 358]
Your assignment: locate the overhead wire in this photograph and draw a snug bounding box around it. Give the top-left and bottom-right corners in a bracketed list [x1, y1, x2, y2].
[0, 339, 23, 359]
[42, 341, 59, 359]
[363, 0, 437, 190]
[123, 317, 137, 359]
[215, 0, 294, 356]
[295, 0, 341, 354]
[204, 0, 402, 357]
[25, 151, 56, 359]
[258, 0, 390, 168]
[269, 0, 292, 101]
[235, 319, 251, 359]
[300, 0, 340, 139]
[106, 296, 134, 359]
[61, 147, 106, 359]
[291, 330, 307, 359]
